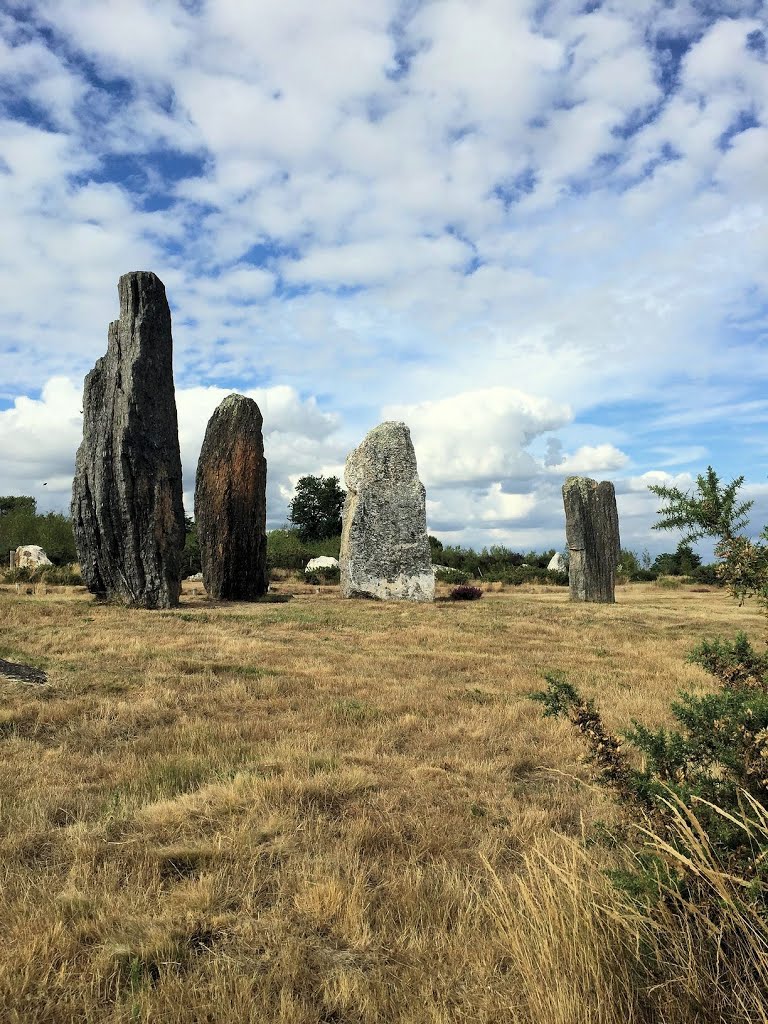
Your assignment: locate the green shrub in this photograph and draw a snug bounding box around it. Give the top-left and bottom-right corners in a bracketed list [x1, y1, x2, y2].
[450, 585, 483, 601]
[434, 567, 469, 584]
[690, 563, 722, 586]
[629, 568, 656, 582]
[688, 632, 768, 689]
[267, 529, 313, 571]
[489, 565, 567, 586]
[531, 635, 768, 893]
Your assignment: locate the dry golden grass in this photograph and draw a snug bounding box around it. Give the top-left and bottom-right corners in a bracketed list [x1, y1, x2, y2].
[0, 580, 763, 1023]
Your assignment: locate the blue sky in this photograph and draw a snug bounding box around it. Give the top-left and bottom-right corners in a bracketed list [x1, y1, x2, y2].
[0, 0, 766, 555]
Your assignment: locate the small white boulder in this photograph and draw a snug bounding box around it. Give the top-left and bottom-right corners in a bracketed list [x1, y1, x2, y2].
[305, 556, 339, 573]
[15, 545, 53, 568]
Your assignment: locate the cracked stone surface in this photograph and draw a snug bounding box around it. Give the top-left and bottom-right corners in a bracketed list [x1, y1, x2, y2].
[562, 475, 621, 603]
[71, 271, 185, 608]
[340, 421, 434, 602]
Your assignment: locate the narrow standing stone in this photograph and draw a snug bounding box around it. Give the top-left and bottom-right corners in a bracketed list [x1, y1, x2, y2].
[340, 421, 434, 602]
[71, 271, 185, 608]
[194, 394, 268, 600]
[562, 476, 621, 603]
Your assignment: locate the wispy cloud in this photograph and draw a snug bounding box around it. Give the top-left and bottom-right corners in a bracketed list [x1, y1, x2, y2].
[1, 1, 766, 551]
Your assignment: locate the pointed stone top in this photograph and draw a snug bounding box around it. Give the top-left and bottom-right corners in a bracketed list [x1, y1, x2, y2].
[345, 421, 418, 489]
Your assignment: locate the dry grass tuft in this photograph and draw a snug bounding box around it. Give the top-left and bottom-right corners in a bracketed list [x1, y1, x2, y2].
[0, 581, 763, 1022]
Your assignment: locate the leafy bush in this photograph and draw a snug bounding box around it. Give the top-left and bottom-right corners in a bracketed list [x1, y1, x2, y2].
[426, 544, 564, 580]
[629, 568, 656, 582]
[449, 585, 483, 601]
[531, 661, 768, 1019]
[690, 563, 722, 586]
[531, 633, 768, 927]
[688, 632, 768, 689]
[267, 529, 313, 571]
[433, 567, 469, 584]
[267, 529, 342, 572]
[651, 543, 701, 577]
[491, 565, 568, 586]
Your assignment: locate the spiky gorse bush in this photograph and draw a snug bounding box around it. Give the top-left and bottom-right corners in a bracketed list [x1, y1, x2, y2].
[530, 467, 768, 1020]
[533, 644, 768, 886]
[532, 655, 768, 1022]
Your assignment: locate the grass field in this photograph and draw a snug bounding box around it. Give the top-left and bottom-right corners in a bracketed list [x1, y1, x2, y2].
[0, 580, 763, 1023]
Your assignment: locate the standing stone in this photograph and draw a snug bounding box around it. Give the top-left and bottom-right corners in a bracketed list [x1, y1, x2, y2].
[340, 421, 434, 602]
[71, 271, 185, 608]
[562, 476, 621, 603]
[194, 394, 267, 600]
[547, 551, 567, 573]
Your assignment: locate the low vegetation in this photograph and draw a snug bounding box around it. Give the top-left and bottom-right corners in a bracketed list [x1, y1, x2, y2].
[0, 578, 763, 1023]
[448, 584, 483, 601]
[0, 495, 77, 565]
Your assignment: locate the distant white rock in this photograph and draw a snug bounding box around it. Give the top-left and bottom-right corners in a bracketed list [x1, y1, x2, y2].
[305, 556, 339, 573]
[185, 572, 204, 582]
[15, 545, 53, 568]
[548, 552, 567, 573]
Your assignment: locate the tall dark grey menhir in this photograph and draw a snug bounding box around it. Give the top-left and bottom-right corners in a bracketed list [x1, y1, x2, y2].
[562, 475, 621, 603]
[71, 271, 185, 608]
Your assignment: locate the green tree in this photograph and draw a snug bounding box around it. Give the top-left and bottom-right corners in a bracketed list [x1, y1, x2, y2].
[0, 496, 37, 555]
[0, 497, 76, 566]
[428, 535, 443, 562]
[37, 512, 77, 564]
[0, 495, 37, 517]
[649, 466, 753, 544]
[288, 475, 345, 543]
[651, 542, 702, 577]
[617, 548, 640, 580]
[180, 516, 201, 577]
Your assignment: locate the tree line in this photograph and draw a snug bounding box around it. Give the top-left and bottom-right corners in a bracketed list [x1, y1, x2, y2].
[0, 474, 725, 583]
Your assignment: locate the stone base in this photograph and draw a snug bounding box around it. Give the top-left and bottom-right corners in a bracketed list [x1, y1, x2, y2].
[342, 570, 435, 602]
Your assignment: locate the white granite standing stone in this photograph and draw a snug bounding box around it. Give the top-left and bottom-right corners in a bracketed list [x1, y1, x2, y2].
[340, 421, 434, 602]
[15, 545, 53, 568]
[547, 552, 567, 573]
